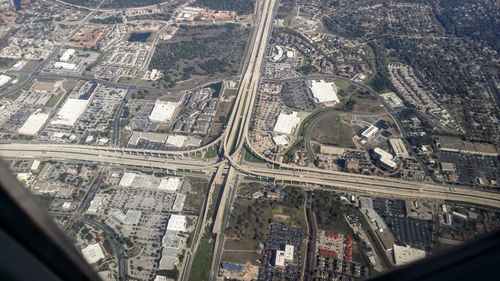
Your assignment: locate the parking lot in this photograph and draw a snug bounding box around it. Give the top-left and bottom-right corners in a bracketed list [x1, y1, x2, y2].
[385, 217, 433, 250]
[439, 151, 499, 186]
[373, 198, 407, 217]
[258, 223, 304, 281]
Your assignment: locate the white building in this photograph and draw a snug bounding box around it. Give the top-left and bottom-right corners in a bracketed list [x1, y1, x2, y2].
[273, 111, 300, 135]
[0, 74, 12, 87]
[149, 100, 179, 122]
[167, 215, 187, 232]
[272, 45, 284, 62]
[17, 110, 49, 136]
[389, 138, 410, 158]
[284, 245, 294, 262]
[54, 61, 77, 70]
[374, 147, 397, 170]
[154, 276, 168, 281]
[50, 98, 89, 126]
[274, 250, 286, 268]
[158, 177, 181, 192]
[87, 195, 103, 214]
[165, 134, 187, 147]
[31, 160, 41, 171]
[272, 135, 288, 146]
[119, 172, 136, 187]
[393, 244, 426, 265]
[361, 125, 379, 139]
[60, 48, 76, 62]
[381, 92, 404, 108]
[310, 80, 339, 104]
[81, 243, 105, 264]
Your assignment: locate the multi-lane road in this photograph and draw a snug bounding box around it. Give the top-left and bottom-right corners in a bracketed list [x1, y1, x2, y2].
[1, 0, 499, 280]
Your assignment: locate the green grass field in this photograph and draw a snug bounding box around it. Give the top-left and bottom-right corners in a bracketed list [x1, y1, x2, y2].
[188, 238, 214, 281]
[243, 147, 266, 163]
[45, 94, 62, 107]
[224, 88, 238, 97]
[204, 146, 218, 158]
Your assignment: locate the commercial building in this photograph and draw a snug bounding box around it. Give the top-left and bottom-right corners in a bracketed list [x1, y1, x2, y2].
[274, 250, 286, 268]
[81, 243, 105, 264]
[17, 110, 49, 136]
[0, 74, 12, 87]
[273, 111, 300, 135]
[272, 135, 288, 146]
[31, 160, 41, 171]
[50, 98, 89, 126]
[272, 45, 284, 62]
[284, 245, 294, 262]
[389, 138, 410, 158]
[127, 131, 168, 146]
[60, 49, 76, 62]
[166, 215, 187, 232]
[149, 100, 179, 122]
[165, 134, 187, 147]
[393, 244, 426, 265]
[119, 172, 182, 191]
[158, 177, 181, 192]
[87, 195, 103, 214]
[320, 145, 345, 156]
[309, 80, 339, 104]
[440, 162, 456, 173]
[373, 147, 397, 170]
[381, 92, 403, 108]
[54, 62, 77, 70]
[361, 125, 379, 139]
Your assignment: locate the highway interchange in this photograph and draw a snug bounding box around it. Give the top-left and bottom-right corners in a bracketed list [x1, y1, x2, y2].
[1, 0, 499, 280]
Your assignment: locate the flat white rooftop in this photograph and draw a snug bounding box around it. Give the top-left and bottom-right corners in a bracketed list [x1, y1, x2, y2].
[149, 100, 179, 122]
[393, 244, 426, 265]
[0, 74, 12, 87]
[389, 138, 410, 158]
[167, 214, 187, 232]
[60, 48, 75, 62]
[158, 177, 181, 192]
[54, 61, 77, 70]
[273, 111, 300, 135]
[18, 110, 49, 136]
[273, 135, 288, 146]
[362, 125, 379, 139]
[166, 134, 187, 147]
[310, 80, 339, 104]
[50, 98, 89, 126]
[81, 243, 105, 264]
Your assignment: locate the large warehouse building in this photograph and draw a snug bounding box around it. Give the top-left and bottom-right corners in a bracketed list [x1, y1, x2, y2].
[17, 110, 49, 136]
[149, 100, 179, 122]
[273, 111, 301, 135]
[310, 80, 340, 105]
[50, 98, 89, 126]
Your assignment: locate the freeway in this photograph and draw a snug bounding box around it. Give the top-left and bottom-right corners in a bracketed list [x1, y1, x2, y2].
[3, 142, 498, 208]
[0, 141, 224, 158]
[1, 1, 499, 280]
[0, 144, 220, 171]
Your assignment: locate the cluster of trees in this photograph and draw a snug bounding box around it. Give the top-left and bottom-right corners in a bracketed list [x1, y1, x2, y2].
[193, 0, 254, 15]
[150, 24, 248, 85]
[436, 0, 499, 52]
[62, 0, 165, 9]
[310, 190, 351, 232]
[89, 15, 124, 24]
[227, 200, 271, 242]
